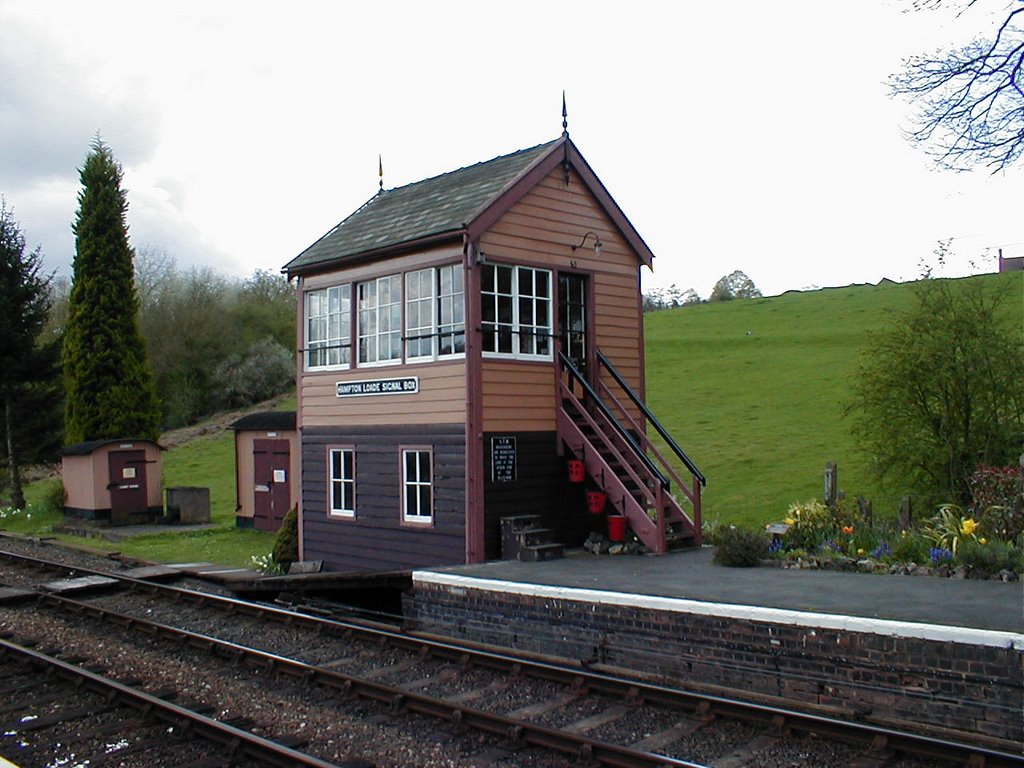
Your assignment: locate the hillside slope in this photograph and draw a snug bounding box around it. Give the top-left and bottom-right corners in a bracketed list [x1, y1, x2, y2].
[643, 272, 1023, 527]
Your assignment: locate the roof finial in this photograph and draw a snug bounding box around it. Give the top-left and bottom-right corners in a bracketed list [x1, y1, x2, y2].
[561, 90, 569, 137]
[378, 154, 384, 193]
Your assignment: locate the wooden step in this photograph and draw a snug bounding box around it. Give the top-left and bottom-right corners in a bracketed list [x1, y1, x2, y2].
[518, 542, 564, 562]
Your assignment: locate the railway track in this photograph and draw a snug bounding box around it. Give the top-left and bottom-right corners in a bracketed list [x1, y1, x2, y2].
[0, 543, 1020, 768]
[0, 637, 366, 768]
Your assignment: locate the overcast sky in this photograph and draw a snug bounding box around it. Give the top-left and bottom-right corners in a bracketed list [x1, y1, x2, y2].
[2, 1, 1022, 298]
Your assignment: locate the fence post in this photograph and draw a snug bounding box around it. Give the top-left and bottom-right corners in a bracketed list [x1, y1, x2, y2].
[824, 462, 837, 508]
[899, 496, 912, 532]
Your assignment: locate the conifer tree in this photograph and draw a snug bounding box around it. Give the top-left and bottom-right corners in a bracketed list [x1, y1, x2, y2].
[62, 139, 160, 444]
[0, 199, 59, 509]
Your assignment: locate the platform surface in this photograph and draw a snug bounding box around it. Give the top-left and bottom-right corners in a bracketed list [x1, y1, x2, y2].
[419, 547, 1024, 633]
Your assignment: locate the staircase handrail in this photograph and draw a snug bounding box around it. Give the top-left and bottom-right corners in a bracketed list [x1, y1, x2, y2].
[558, 351, 668, 489]
[597, 350, 706, 487]
[596, 379, 695, 505]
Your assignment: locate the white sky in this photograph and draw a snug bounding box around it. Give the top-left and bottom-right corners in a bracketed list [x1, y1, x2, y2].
[1, 0, 1022, 298]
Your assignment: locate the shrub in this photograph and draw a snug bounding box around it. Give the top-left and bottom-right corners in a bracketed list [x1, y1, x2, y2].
[891, 531, 932, 565]
[970, 464, 1023, 541]
[956, 538, 1022, 576]
[713, 526, 769, 567]
[212, 337, 294, 409]
[272, 505, 299, 572]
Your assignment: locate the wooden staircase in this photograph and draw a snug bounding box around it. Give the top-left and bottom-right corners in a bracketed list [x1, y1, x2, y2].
[556, 350, 705, 554]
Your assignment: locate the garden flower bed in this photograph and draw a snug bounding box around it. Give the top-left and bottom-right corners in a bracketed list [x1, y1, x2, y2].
[712, 465, 1024, 580]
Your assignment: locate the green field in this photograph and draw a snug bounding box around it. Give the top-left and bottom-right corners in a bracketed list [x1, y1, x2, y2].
[645, 272, 1022, 528]
[7, 275, 1021, 562]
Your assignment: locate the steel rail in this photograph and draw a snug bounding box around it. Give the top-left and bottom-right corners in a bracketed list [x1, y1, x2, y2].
[0, 637, 364, 768]
[29, 589, 705, 768]
[3, 548, 1022, 767]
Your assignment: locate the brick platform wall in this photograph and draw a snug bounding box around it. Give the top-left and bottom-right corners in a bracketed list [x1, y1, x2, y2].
[407, 576, 1023, 744]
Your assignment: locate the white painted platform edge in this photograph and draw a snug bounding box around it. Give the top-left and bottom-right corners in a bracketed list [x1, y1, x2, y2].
[412, 571, 1024, 651]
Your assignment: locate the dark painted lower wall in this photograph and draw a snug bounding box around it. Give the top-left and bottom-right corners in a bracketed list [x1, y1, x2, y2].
[482, 431, 599, 559]
[301, 425, 466, 572]
[407, 580, 1023, 744]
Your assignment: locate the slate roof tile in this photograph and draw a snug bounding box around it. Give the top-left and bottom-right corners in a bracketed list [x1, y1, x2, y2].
[285, 140, 559, 273]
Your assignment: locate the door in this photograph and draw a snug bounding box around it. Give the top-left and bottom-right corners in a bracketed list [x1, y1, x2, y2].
[253, 439, 291, 532]
[108, 450, 148, 526]
[558, 273, 588, 378]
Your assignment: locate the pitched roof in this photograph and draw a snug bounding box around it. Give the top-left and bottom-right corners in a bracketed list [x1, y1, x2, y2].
[229, 411, 297, 432]
[61, 438, 163, 456]
[283, 136, 654, 275]
[285, 140, 559, 274]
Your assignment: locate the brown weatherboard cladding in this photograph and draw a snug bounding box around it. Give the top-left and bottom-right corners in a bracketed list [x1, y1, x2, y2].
[300, 425, 465, 572]
[482, 431, 594, 558]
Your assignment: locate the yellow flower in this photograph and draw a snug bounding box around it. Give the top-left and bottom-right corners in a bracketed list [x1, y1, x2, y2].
[784, 518, 796, 526]
[857, 548, 865, 556]
[979, 538, 987, 545]
[960, 518, 977, 536]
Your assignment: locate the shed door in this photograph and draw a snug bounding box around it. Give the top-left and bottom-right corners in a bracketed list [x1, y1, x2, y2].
[108, 450, 149, 526]
[253, 439, 290, 532]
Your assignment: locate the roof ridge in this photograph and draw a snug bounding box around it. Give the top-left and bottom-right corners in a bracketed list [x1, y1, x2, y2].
[378, 139, 560, 196]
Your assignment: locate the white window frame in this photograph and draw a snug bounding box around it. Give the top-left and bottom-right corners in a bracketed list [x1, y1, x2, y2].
[305, 285, 351, 370]
[406, 264, 466, 362]
[405, 268, 436, 361]
[400, 447, 433, 525]
[481, 263, 552, 360]
[328, 447, 355, 518]
[357, 274, 403, 367]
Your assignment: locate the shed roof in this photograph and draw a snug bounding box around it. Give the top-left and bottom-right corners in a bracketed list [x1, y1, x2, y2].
[229, 411, 297, 432]
[284, 136, 654, 275]
[61, 438, 164, 456]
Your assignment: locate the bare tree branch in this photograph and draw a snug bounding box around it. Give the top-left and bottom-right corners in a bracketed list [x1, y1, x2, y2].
[890, 5, 1024, 171]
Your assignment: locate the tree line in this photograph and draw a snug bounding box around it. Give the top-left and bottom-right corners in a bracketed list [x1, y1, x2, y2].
[644, 270, 762, 312]
[1, 140, 296, 507]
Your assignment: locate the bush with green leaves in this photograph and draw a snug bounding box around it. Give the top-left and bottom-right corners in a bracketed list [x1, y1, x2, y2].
[713, 525, 769, 567]
[956, 538, 1022, 576]
[969, 464, 1024, 541]
[271, 504, 299, 572]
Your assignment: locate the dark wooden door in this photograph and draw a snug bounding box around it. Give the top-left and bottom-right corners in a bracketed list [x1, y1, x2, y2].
[108, 450, 148, 526]
[558, 273, 589, 378]
[253, 439, 290, 532]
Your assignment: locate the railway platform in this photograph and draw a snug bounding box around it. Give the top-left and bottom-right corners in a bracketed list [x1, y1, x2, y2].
[408, 547, 1024, 745]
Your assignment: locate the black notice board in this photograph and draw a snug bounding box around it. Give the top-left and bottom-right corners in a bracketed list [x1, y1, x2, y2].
[490, 436, 517, 483]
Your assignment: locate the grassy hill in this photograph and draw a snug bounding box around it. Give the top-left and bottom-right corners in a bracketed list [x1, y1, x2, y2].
[644, 272, 1023, 528]
[10, 273, 1020, 562]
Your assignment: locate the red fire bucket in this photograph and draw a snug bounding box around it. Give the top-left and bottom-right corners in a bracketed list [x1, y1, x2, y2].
[586, 491, 606, 514]
[568, 459, 585, 483]
[607, 515, 628, 542]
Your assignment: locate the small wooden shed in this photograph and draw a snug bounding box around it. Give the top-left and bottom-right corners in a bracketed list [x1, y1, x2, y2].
[230, 411, 299, 532]
[60, 439, 164, 525]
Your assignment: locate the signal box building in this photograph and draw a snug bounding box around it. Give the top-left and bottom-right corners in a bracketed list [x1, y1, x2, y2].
[284, 135, 704, 572]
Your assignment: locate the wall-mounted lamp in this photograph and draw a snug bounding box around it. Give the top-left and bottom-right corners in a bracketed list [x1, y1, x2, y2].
[570, 231, 602, 258]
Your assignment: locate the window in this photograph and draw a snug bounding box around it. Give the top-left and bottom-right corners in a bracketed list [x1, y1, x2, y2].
[406, 264, 465, 361]
[358, 275, 402, 365]
[306, 285, 351, 369]
[328, 448, 355, 517]
[401, 448, 432, 523]
[481, 264, 551, 358]
[437, 264, 465, 356]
